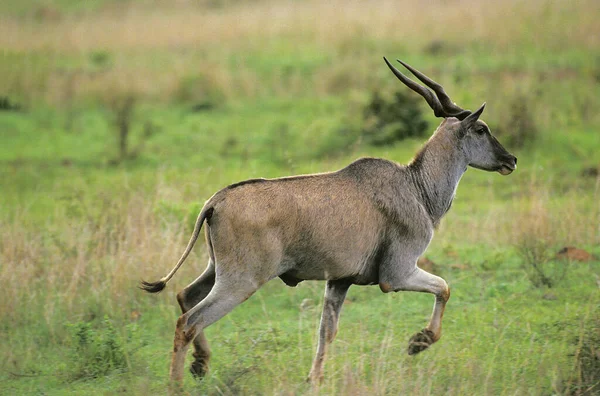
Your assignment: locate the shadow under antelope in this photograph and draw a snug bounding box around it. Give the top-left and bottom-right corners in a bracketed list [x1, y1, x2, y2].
[141, 57, 517, 387]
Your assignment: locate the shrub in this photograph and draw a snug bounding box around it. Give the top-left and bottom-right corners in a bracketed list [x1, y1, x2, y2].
[0, 96, 22, 111]
[105, 96, 160, 164]
[361, 89, 429, 146]
[174, 72, 225, 109]
[494, 92, 538, 148]
[113, 95, 136, 162]
[517, 236, 567, 288]
[89, 50, 113, 71]
[67, 316, 128, 380]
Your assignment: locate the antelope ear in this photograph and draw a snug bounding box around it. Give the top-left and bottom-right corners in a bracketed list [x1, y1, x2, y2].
[462, 102, 486, 126]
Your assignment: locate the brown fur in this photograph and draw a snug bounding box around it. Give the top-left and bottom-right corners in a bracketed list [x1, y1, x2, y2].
[141, 59, 517, 389]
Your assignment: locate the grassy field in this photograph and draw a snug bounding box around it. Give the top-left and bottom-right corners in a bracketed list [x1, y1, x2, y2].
[1, 0, 599, 394]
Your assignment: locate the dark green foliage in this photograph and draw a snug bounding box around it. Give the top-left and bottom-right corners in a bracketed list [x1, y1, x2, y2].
[67, 316, 128, 380]
[89, 50, 112, 70]
[494, 93, 538, 148]
[423, 40, 460, 57]
[593, 55, 600, 84]
[0, 96, 21, 111]
[570, 315, 600, 395]
[517, 237, 567, 288]
[361, 90, 429, 146]
[174, 73, 224, 109]
[107, 97, 160, 164]
[106, 95, 137, 164]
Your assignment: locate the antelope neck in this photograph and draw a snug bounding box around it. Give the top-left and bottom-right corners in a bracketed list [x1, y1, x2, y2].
[408, 134, 468, 227]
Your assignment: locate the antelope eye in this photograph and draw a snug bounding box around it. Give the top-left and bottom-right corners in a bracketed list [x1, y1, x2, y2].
[476, 127, 487, 135]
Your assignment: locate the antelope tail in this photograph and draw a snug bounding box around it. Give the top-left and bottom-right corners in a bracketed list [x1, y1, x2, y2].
[139, 206, 214, 293]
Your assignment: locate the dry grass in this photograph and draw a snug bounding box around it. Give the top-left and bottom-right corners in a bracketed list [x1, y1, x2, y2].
[2, 0, 597, 52]
[0, 185, 209, 331]
[1, 0, 598, 105]
[436, 169, 600, 250]
[1, 171, 597, 328]
[509, 176, 600, 248]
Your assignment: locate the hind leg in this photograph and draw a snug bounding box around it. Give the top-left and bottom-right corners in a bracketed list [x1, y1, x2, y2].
[170, 278, 260, 384]
[308, 279, 351, 384]
[176, 262, 216, 378]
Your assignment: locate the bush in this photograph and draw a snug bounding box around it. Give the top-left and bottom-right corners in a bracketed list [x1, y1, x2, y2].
[67, 316, 128, 380]
[361, 90, 429, 146]
[105, 96, 160, 164]
[517, 236, 567, 288]
[494, 92, 538, 148]
[174, 73, 225, 109]
[0, 96, 22, 111]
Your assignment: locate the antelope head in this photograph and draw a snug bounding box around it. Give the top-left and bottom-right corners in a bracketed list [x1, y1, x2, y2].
[383, 57, 517, 175]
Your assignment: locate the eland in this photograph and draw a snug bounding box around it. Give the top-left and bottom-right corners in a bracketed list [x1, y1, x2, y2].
[141, 57, 517, 386]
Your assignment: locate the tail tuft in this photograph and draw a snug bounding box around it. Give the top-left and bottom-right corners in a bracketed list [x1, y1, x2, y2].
[139, 279, 167, 293]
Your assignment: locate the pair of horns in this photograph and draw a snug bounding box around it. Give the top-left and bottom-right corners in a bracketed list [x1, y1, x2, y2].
[383, 57, 477, 121]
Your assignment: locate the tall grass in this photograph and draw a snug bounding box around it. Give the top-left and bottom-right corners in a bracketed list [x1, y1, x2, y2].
[1, 169, 598, 393]
[1, 0, 598, 106]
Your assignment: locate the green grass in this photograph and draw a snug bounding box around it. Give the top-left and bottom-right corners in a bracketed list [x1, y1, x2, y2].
[1, 0, 600, 395]
[2, 260, 598, 395]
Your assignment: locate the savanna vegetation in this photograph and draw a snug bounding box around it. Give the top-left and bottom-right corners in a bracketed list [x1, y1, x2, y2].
[1, 0, 599, 394]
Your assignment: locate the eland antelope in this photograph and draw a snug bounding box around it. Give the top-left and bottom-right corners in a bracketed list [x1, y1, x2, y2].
[141, 57, 517, 386]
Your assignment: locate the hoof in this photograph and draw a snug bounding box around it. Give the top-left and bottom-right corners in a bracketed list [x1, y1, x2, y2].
[407, 329, 435, 356]
[189, 359, 209, 379]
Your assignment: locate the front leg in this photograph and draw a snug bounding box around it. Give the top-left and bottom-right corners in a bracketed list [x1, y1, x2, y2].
[381, 266, 450, 355]
[308, 279, 352, 385]
[405, 268, 450, 354]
